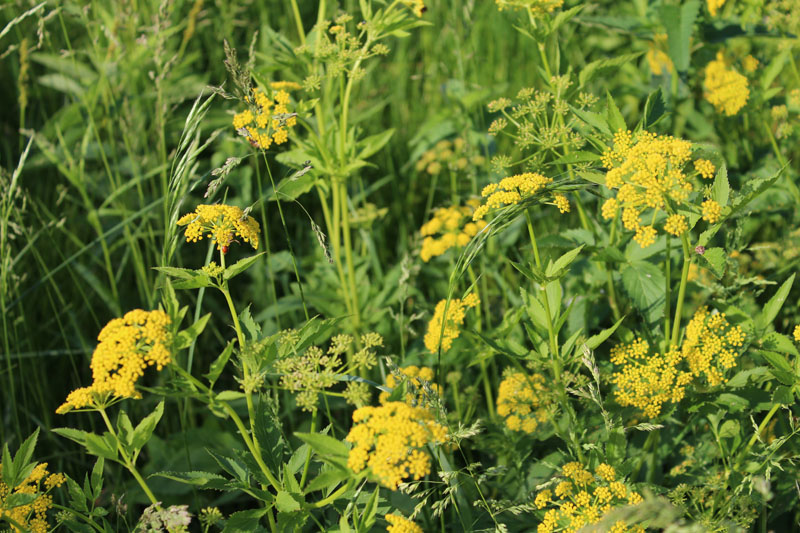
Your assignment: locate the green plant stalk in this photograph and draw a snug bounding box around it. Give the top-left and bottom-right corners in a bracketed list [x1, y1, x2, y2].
[51, 504, 104, 533]
[761, 117, 800, 205]
[524, 209, 582, 461]
[308, 479, 354, 508]
[261, 152, 310, 321]
[300, 411, 316, 489]
[329, 180, 356, 325]
[289, 0, 306, 44]
[254, 159, 281, 329]
[467, 265, 495, 417]
[339, 180, 361, 331]
[664, 235, 672, 347]
[735, 402, 782, 469]
[669, 234, 691, 349]
[97, 407, 158, 505]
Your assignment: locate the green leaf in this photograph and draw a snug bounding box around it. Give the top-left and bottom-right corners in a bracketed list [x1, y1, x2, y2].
[90, 458, 104, 500]
[275, 491, 302, 513]
[216, 390, 247, 402]
[546, 245, 584, 279]
[153, 266, 196, 280]
[239, 304, 261, 341]
[716, 393, 749, 413]
[699, 248, 726, 279]
[762, 331, 800, 357]
[175, 313, 211, 349]
[224, 252, 266, 281]
[356, 128, 395, 160]
[303, 467, 350, 494]
[772, 385, 794, 405]
[205, 341, 235, 386]
[294, 432, 349, 459]
[660, 0, 699, 73]
[605, 91, 626, 133]
[131, 401, 164, 451]
[642, 88, 666, 128]
[10, 429, 39, 486]
[621, 260, 665, 325]
[270, 172, 316, 202]
[172, 272, 213, 290]
[578, 52, 643, 87]
[757, 274, 795, 332]
[584, 316, 626, 350]
[83, 433, 119, 461]
[571, 107, 611, 136]
[3, 492, 37, 509]
[222, 509, 268, 533]
[727, 366, 770, 388]
[761, 49, 790, 91]
[712, 165, 730, 207]
[151, 470, 229, 489]
[759, 350, 795, 385]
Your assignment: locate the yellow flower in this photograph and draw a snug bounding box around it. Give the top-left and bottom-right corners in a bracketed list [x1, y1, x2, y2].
[400, 0, 427, 17]
[702, 199, 721, 224]
[793, 325, 800, 342]
[233, 87, 296, 149]
[553, 193, 570, 214]
[0, 460, 63, 533]
[633, 225, 657, 248]
[682, 307, 745, 386]
[707, 0, 726, 16]
[420, 202, 487, 262]
[496, 371, 552, 433]
[646, 35, 673, 76]
[380, 365, 442, 405]
[704, 52, 749, 116]
[423, 294, 480, 352]
[534, 462, 643, 533]
[473, 172, 553, 220]
[743, 55, 759, 73]
[664, 214, 688, 236]
[694, 159, 716, 180]
[346, 402, 448, 490]
[57, 310, 173, 413]
[177, 204, 260, 251]
[495, 0, 564, 16]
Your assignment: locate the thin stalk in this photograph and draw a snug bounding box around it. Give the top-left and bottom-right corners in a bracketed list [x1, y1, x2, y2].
[98, 408, 158, 505]
[735, 403, 781, 470]
[761, 118, 800, 205]
[664, 235, 671, 347]
[339, 180, 361, 330]
[300, 412, 316, 488]
[289, 0, 306, 44]
[669, 235, 691, 349]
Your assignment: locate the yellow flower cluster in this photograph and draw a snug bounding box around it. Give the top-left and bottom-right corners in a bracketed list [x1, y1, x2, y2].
[380, 365, 442, 406]
[400, 0, 427, 17]
[600, 130, 717, 247]
[496, 371, 551, 433]
[702, 199, 722, 224]
[473, 172, 554, 220]
[704, 52, 750, 116]
[794, 325, 800, 342]
[682, 307, 745, 386]
[57, 310, 172, 413]
[177, 204, 261, 251]
[646, 34, 673, 76]
[495, 0, 564, 16]
[707, 0, 726, 16]
[611, 308, 745, 417]
[743, 55, 759, 73]
[0, 462, 66, 533]
[553, 194, 570, 214]
[232, 87, 297, 149]
[415, 138, 485, 176]
[386, 513, 423, 533]
[420, 200, 487, 262]
[423, 294, 480, 353]
[535, 462, 644, 533]
[346, 402, 448, 490]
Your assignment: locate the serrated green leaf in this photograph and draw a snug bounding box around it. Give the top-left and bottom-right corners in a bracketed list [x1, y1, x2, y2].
[621, 261, 665, 324]
[294, 432, 349, 458]
[304, 467, 350, 494]
[270, 172, 316, 202]
[700, 247, 726, 279]
[772, 385, 794, 405]
[276, 490, 303, 513]
[584, 316, 625, 350]
[762, 331, 800, 357]
[578, 52, 643, 88]
[712, 165, 729, 207]
[222, 509, 268, 533]
[546, 245, 584, 278]
[357, 128, 395, 160]
[757, 274, 795, 332]
[205, 341, 235, 386]
[153, 266, 196, 280]
[643, 88, 666, 128]
[131, 401, 164, 451]
[661, 0, 699, 73]
[606, 91, 626, 133]
[4, 492, 38, 509]
[759, 350, 795, 385]
[224, 252, 266, 281]
[176, 313, 211, 349]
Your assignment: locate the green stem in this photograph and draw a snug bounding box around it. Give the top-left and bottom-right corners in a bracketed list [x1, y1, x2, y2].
[664, 235, 672, 347]
[300, 412, 316, 488]
[670, 235, 691, 349]
[289, 0, 306, 44]
[736, 403, 781, 469]
[339, 181, 361, 331]
[98, 408, 158, 505]
[761, 118, 800, 206]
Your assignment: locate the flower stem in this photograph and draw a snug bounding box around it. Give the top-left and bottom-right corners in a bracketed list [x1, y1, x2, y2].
[669, 235, 691, 349]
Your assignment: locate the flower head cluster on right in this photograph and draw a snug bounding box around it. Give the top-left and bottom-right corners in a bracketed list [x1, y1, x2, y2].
[611, 307, 745, 417]
[600, 130, 721, 248]
[703, 51, 750, 116]
[57, 310, 172, 414]
[534, 462, 644, 533]
[345, 402, 448, 490]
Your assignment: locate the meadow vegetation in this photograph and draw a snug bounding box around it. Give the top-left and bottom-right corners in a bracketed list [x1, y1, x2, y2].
[2, 0, 800, 531]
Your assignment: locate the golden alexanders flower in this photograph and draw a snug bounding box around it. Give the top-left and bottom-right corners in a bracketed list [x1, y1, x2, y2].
[707, 0, 726, 16]
[0, 461, 66, 533]
[611, 307, 745, 417]
[415, 138, 485, 176]
[420, 200, 487, 262]
[704, 51, 749, 116]
[424, 294, 480, 353]
[57, 310, 173, 414]
[177, 204, 260, 251]
[495, 0, 564, 16]
[600, 130, 717, 247]
[400, 0, 427, 17]
[380, 365, 442, 406]
[346, 402, 448, 490]
[794, 325, 800, 343]
[496, 370, 552, 433]
[385, 513, 423, 533]
[646, 34, 673, 76]
[535, 462, 644, 533]
[232, 86, 297, 149]
[473, 172, 554, 220]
